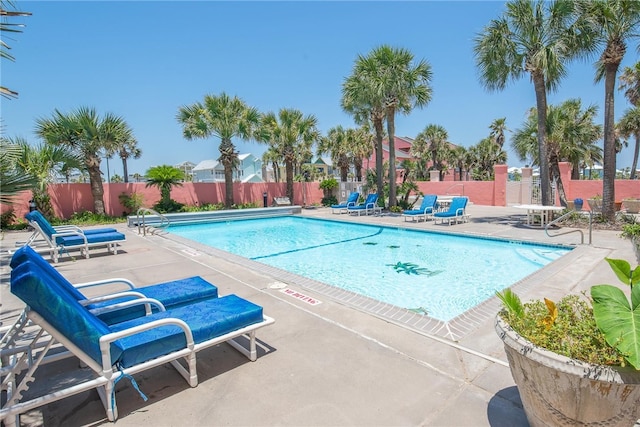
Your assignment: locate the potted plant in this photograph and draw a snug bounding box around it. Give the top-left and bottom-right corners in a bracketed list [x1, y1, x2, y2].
[623, 197, 640, 214]
[587, 194, 603, 212]
[622, 223, 640, 263]
[495, 258, 640, 426]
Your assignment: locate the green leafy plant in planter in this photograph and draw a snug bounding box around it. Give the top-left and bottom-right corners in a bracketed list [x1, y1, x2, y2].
[496, 258, 640, 426]
[498, 258, 640, 368]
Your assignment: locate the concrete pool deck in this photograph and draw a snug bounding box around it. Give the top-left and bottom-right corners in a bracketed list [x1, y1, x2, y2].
[0, 204, 636, 426]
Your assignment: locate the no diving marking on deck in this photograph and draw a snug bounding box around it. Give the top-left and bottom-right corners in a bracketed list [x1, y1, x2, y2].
[280, 288, 322, 306]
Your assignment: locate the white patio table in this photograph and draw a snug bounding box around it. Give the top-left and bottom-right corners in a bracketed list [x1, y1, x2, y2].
[514, 204, 565, 227]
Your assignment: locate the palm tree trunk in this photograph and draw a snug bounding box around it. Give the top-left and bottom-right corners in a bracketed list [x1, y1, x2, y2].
[285, 157, 294, 201]
[631, 133, 639, 180]
[87, 161, 106, 215]
[223, 163, 234, 208]
[602, 63, 619, 221]
[386, 112, 396, 208]
[533, 72, 552, 206]
[121, 155, 129, 183]
[372, 115, 384, 200]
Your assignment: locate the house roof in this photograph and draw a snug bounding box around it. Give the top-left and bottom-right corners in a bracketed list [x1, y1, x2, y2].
[193, 159, 219, 171]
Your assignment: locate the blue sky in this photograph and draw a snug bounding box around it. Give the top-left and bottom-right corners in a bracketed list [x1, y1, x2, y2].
[2, 1, 638, 178]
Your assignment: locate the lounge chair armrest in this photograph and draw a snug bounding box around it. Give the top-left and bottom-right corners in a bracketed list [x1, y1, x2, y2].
[53, 225, 84, 233]
[99, 317, 195, 370]
[52, 230, 88, 243]
[456, 208, 465, 215]
[87, 296, 166, 317]
[80, 290, 148, 305]
[347, 201, 356, 207]
[75, 278, 137, 291]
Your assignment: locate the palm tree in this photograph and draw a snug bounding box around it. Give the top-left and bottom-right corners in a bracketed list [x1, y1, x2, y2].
[0, 2, 31, 99]
[617, 106, 640, 180]
[414, 124, 450, 181]
[348, 46, 433, 208]
[107, 131, 141, 183]
[318, 126, 352, 182]
[575, 0, 640, 219]
[0, 138, 35, 207]
[618, 61, 640, 179]
[449, 145, 472, 181]
[489, 118, 508, 150]
[342, 63, 387, 202]
[350, 125, 374, 182]
[177, 93, 260, 208]
[13, 137, 82, 218]
[512, 100, 603, 203]
[474, 0, 584, 206]
[35, 106, 135, 215]
[469, 138, 507, 181]
[258, 108, 319, 201]
[145, 165, 184, 207]
[261, 147, 282, 183]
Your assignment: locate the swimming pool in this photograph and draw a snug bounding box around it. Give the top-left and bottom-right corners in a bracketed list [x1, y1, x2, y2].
[168, 216, 572, 322]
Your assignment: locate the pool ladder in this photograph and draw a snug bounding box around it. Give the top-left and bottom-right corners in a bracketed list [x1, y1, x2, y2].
[545, 209, 592, 245]
[135, 208, 170, 236]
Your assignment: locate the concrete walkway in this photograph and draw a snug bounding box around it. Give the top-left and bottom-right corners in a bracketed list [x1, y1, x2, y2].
[0, 205, 635, 426]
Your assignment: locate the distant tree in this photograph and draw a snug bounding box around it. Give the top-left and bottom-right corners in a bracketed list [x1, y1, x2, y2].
[258, 108, 319, 201]
[35, 106, 135, 214]
[469, 137, 507, 181]
[106, 131, 140, 183]
[318, 126, 353, 182]
[617, 106, 640, 180]
[414, 124, 450, 181]
[489, 118, 508, 151]
[177, 92, 260, 208]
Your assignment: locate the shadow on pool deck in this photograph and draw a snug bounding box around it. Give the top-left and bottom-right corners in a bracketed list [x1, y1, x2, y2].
[0, 204, 634, 426]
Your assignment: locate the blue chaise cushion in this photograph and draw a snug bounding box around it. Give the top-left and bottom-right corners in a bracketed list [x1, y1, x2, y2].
[110, 295, 264, 368]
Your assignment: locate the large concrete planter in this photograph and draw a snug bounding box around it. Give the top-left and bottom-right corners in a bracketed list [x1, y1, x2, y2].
[495, 316, 640, 426]
[624, 199, 640, 214]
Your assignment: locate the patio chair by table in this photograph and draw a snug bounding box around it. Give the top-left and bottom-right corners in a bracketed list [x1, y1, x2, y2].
[1, 260, 275, 425]
[24, 211, 126, 263]
[402, 195, 438, 222]
[331, 192, 360, 214]
[433, 197, 470, 225]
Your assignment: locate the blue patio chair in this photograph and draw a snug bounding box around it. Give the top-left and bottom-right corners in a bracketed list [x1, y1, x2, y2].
[25, 211, 126, 263]
[402, 195, 438, 222]
[3, 259, 274, 423]
[331, 192, 360, 214]
[433, 197, 469, 225]
[347, 193, 381, 216]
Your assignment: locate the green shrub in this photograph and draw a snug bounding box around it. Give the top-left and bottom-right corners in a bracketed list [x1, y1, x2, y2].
[321, 195, 338, 206]
[119, 192, 145, 215]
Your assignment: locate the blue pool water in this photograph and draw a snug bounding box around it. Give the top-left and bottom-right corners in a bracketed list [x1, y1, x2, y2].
[168, 216, 572, 321]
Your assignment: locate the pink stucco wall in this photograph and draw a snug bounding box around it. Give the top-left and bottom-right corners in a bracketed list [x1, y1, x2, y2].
[4, 162, 638, 221]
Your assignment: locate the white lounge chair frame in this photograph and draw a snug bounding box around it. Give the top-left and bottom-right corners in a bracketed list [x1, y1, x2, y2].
[25, 218, 123, 263]
[0, 300, 275, 425]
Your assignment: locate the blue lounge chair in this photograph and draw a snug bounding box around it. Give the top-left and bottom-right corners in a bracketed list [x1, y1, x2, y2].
[347, 193, 381, 216]
[8, 245, 220, 324]
[25, 211, 126, 263]
[402, 195, 438, 222]
[433, 197, 469, 225]
[331, 192, 360, 214]
[2, 259, 274, 423]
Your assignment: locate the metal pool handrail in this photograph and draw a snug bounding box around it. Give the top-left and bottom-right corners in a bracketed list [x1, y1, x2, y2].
[545, 209, 589, 245]
[135, 208, 170, 236]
